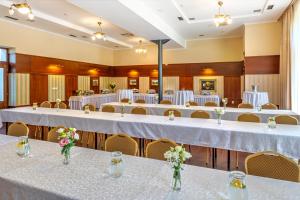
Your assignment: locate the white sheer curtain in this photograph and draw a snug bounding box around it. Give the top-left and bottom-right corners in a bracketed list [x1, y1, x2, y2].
[291, 0, 300, 113]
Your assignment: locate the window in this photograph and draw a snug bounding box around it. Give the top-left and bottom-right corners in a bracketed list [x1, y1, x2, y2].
[0, 68, 3, 101]
[0, 49, 7, 62]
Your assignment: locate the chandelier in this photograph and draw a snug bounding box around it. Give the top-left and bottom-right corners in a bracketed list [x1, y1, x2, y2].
[91, 21, 106, 41]
[214, 1, 232, 27]
[9, 1, 34, 20]
[135, 40, 147, 54]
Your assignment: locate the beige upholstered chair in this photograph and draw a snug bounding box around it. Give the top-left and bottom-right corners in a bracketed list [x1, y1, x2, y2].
[204, 101, 218, 107]
[261, 103, 278, 110]
[275, 115, 298, 125]
[238, 103, 254, 109]
[160, 100, 172, 105]
[131, 107, 147, 115]
[245, 151, 300, 182]
[47, 126, 64, 143]
[105, 134, 139, 156]
[54, 102, 68, 109]
[145, 138, 177, 160]
[191, 110, 210, 119]
[40, 101, 52, 108]
[120, 98, 130, 103]
[82, 104, 96, 111]
[188, 101, 198, 106]
[135, 99, 146, 104]
[237, 113, 261, 123]
[7, 121, 29, 137]
[163, 109, 182, 117]
[101, 105, 115, 113]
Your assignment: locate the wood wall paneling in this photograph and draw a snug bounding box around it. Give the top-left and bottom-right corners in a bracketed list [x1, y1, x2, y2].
[90, 77, 99, 94]
[179, 76, 193, 90]
[0, 62, 8, 108]
[224, 76, 242, 107]
[244, 55, 279, 74]
[30, 74, 48, 104]
[65, 75, 78, 100]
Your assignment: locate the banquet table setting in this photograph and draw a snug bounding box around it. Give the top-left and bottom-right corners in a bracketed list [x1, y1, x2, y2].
[0, 134, 299, 200]
[242, 91, 269, 107]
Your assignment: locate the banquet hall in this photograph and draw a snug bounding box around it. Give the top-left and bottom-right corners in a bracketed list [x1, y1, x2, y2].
[0, 0, 300, 199]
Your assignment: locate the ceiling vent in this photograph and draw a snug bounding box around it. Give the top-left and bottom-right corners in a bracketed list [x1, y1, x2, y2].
[121, 33, 134, 37]
[199, 34, 205, 37]
[81, 35, 88, 39]
[253, 9, 261, 13]
[4, 16, 18, 21]
[177, 16, 184, 21]
[189, 17, 195, 21]
[267, 5, 274, 10]
[69, 34, 77, 38]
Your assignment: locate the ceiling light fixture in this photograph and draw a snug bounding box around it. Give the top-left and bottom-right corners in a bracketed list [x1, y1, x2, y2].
[135, 40, 147, 54]
[9, 1, 34, 20]
[91, 21, 106, 41]
[214, 1, 232, 27]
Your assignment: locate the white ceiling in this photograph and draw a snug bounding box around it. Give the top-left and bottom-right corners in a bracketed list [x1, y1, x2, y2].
[0, 0, 292, 49]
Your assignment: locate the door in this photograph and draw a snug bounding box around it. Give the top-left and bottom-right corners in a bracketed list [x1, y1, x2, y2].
[0, 48, 8, 109]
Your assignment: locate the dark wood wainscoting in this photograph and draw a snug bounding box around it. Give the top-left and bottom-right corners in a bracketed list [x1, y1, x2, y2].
[224, 76, 242, 107]
[30, 74, 48, 104]
[244, 55, 279, 74]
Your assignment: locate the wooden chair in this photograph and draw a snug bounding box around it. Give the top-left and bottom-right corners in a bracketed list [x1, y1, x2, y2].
[7, 121, 29, 137]
[238, 103, 254, 109]
[160, 100, 172, 105]
[275, 115, 298, 125]
[261, 103, 278, 110]
[40, 101, 52, 108]
[54, 102, 68, 109]
[47, 126, 64, 143]
[101, 105, 115, 113]
[245, 151, 300, 182]
[82, 104, 96, 111]
[163, 109, 182, 117]
[105, 134, 139, 156]
[237, 113, 261, 123]
[120, 98, 130, 103]
[131, 107, 147, 115]
[191, 110, 210, 119]
[145, 138, 177, 160]
[135, 99, 146, 104]
[204, 101, 218, 107]
[188, 101, 198, 106]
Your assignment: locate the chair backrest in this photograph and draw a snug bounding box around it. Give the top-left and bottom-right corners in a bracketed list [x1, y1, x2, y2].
[275, 115, 298, 125]
[191, 110, 210, 119]
[54, 102, 67, 109]
[7, 121, 29, 137]
[238, 103, 254, 109]
[163, 109, 182, 117]
[188, 101, 198, 106]
[261, 103, 278, 110]
[40, 101, 52, 108]
[160, 100, 172, 105]
[82, 104, 96, 111]
[145, 138, 177, 160]
[101, 105, 115, 113]
[120, 98, 130, 103]
[131, 107, 147, 115]
[245, 151, 300, 182]
[237, 113, 261, 123]
[47, 126, 64, 143]
[105, 134, 138, 156]
[135, 99, 146, 104]
[204, 101, 218, 107]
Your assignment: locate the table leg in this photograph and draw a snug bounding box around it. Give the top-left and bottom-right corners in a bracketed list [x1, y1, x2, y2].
[227, 150, 231, 171]
[95, 133, 98, 150]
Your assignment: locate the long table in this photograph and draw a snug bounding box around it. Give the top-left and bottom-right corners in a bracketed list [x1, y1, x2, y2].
[1, 107, 300, 159]
[0, 135, 299, 200]
[101, 102, 300, 123]
[69, 93, 220, 110]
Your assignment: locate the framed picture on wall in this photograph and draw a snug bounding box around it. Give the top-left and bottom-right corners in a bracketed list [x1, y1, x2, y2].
[92, 79, 99, 87]
[200, 79, 216, 94]
[129, 79, 137, 86]
[151, 79, 158, 86]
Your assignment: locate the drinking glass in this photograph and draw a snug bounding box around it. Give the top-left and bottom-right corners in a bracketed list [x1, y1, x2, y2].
[109, 151, 124, 178]
[16, 136, 30, 158]
[228, 171, 248, 200]
[32, 102, 38, 110]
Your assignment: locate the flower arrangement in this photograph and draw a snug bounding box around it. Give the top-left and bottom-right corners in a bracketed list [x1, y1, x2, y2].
[56, 99, 61, 111]
[215, 108, 225, 124]
[164, 145, 192, 191]
[109, 83, 116, 91]
[57, 128, 79, 164]
[222, 98, 228, 109]
[268, 117, 276, 129]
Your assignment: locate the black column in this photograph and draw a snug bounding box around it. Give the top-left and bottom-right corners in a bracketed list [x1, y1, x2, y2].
[151, 39, 169, 102]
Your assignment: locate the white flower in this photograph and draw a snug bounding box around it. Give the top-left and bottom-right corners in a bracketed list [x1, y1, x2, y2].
[175, 146, 183, 152]
[56, 99, 61, 103]
[57, 128, 64, 134]
[74, 133, 79, 140]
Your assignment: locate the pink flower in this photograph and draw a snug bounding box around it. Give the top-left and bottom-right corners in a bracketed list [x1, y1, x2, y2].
[59, 138, 69, 147]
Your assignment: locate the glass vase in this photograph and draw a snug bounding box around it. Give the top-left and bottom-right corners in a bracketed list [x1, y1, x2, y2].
[63, 150, 71, 165]
[172, 168, 181, 191]
[217, 115, 222, 124]
[228, 171, 248, 200]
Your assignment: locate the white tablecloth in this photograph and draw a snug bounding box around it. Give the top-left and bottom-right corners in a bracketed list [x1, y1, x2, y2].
[174, 90, 194, 105]
[194, 95, 220, 106]
[69, 93, 117, 110]
[118, 89, 134, 102]
[243, 91, 269, 107]
[0, 136, 299, 200]
[1, 107, 300, 159]
[102, 102, 300, 123]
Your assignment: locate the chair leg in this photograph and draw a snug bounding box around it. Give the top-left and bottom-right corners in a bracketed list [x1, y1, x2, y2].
[206, 148, 210, 166]
[235, 152, 239, 169]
